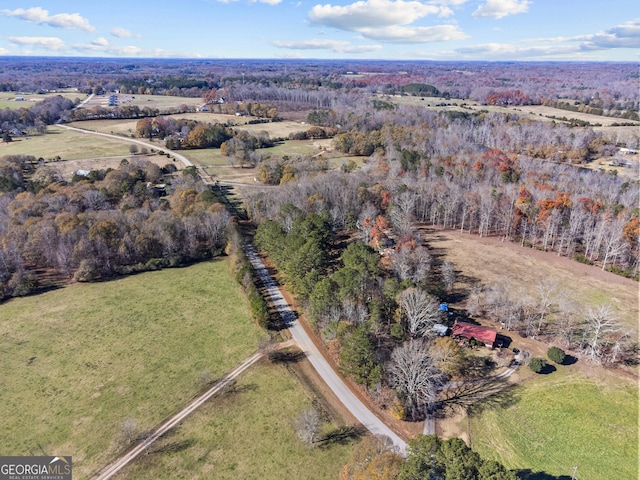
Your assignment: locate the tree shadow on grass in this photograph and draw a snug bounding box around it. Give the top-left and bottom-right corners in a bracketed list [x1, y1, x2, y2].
[223, 381, 258, 396]
[317, 425, 365, 448]
[151, 439, 194, 455]
[538, 364, 557, 375]
[438, 378, 519, 418]
[268, 349, 307, 364]
[516, 468, 573, 480]
[561, 355, 578, 366]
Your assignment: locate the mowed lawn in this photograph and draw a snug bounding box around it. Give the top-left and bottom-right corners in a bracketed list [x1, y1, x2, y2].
[470, 368, 638, 480]
[118, 362, 356, 480]
[0, 260, 266, 479]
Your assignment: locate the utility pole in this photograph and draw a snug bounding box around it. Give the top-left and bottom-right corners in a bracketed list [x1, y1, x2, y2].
[571, 465, 578, 480]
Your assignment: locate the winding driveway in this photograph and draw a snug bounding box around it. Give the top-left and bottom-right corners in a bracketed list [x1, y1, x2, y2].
[245, 244, 407, 455]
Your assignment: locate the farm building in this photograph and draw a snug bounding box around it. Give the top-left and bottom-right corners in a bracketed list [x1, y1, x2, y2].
[452, 321, 498, 348]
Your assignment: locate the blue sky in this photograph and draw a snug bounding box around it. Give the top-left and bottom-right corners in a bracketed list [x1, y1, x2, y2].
[0, 1, 638, 60]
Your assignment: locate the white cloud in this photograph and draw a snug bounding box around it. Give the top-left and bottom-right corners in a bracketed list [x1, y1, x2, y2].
[580, 19, 640, 49]
[0, 47, 10, 55]
[358, 24, 468, 43]
[92, 37, 109, 47]
[456, 42, 579, 58]
[429, 0, 469, 5]
[472, 0, 530, 19]
[273, 38, 383, 53]
[8, 36, 67, 52]
[309, 0, 452, 31]
[111, 27, 141, 39]
[72, 43, 202, 58]
[1, 7, 95, 32]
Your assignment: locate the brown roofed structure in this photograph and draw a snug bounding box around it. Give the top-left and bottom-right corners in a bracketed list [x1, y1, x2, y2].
[452, 321, 498, 348]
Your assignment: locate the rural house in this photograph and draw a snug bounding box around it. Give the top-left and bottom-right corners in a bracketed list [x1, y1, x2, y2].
[452, 321, 499, 348]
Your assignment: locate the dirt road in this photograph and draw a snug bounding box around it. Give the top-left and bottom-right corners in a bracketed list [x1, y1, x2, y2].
[90, 351, 264, 480]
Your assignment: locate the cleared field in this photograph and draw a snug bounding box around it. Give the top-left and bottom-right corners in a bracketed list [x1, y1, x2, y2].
[261, 139, 319, 157]
[386, 94, 639, 126]
[0, 90, 86, 110]
[68, 119, 141, 136]
[423, 228, 639, 331]
[423, 227, 638, 479]
[0, 126, 133, 160]
[80, 94, 202, 111]
[470, 368, 638, 480]
[236, 120, 308, 139]
[0, 260, 266, 479]
[118, 362, 356, 480]
[516, 105, 639, 127]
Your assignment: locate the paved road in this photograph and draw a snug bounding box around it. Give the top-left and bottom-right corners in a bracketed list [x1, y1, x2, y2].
[245, 244, 407, 455]
[91, 351, 264, 480]
[58, 124, 194, 167]
[63, 123, 407, 454]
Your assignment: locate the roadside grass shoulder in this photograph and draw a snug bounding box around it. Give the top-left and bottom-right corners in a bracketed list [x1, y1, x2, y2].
[469, 367, 638, 480]
[118, 361, 356, 480]
[0, 259, 266, 479]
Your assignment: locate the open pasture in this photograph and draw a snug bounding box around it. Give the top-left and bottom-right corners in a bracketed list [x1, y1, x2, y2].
[236, 120, 308, 139]
[68, 119, 141, 136]
[0, 260, 265, 479]
[423, 228, 639, 332]
[118, 362, 357, 480]
[0, 126, 133, 160]
[425, 228, 638, 479]
[80, 93, 202, 111]
[0, 90, 86, 110]
[470, 368, 637, 480]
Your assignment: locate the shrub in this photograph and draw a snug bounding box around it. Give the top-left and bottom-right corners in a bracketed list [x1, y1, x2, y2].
[529, 357, 547, 373]
[547, 346, 566, 364]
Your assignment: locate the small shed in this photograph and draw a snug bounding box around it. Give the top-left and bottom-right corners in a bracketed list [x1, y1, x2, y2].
[452, 321, 498, 348]
[432, 324, 449, 336]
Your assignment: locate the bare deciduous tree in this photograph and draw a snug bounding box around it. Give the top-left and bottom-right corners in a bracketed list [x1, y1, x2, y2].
[397, 287, 441, 338]
[120, 417, 137, 444]
[296, 408, 321, 446]
[441, 261, 456, 293]
[582, 305, 621, 363]
[388, 340, 445, 420]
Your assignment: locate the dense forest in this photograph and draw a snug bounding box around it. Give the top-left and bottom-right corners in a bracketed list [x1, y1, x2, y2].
[0, 156, 229, 300]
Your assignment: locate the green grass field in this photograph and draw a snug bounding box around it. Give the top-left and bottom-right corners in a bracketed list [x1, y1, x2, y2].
[119, 362, 357, 480]
[0, 91, 86, 110]
[469, 368, 638, 480]
[80, 94, 202, 112]
[0, 259, 266, 479]
[0, 126, 133, 160]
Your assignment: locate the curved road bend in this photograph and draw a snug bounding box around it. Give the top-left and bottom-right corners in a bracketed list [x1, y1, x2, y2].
[57, 125, 194, 167]
[245, 244, 407, 455]
[91, 351, 264, 480]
